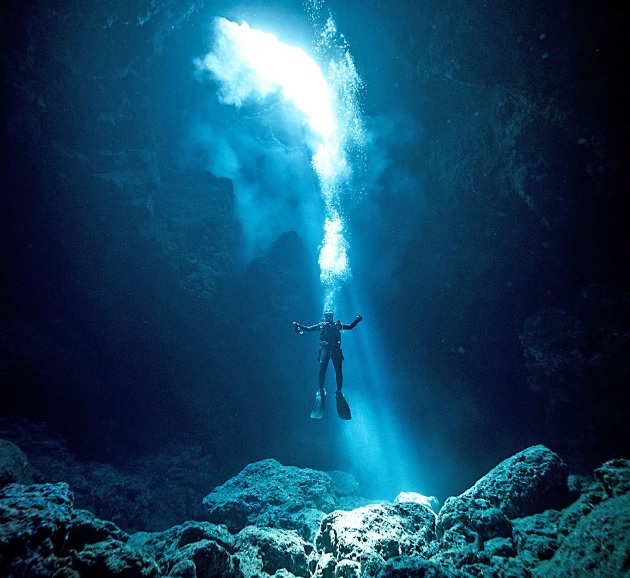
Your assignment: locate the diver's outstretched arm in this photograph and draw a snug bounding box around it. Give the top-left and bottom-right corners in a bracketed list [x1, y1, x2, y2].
[340, 313, 362, 331]
[293, 321, 320, 334]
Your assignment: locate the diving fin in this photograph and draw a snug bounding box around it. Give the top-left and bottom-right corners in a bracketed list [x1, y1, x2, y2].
[310, 389, 326, 419]
[335, 391, 352, 420]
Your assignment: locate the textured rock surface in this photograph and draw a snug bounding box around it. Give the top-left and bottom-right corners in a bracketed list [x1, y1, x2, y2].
[534, 492, 630, 577]
[0, 439, 36, 486]
[0, 423, 220, 532]
[129, 521, 239, 577]
[235, 526, 311, 578]
[203, 458, 365, 539]
[438, 445, 571, 525]
[2, 446, 630, 578]
[532, 458, 630, 577]
[315, 502, 436, 577]
[0, 482, 76, 577]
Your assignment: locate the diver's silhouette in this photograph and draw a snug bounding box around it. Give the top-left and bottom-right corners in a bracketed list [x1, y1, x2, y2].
[293, 310, 362, 420]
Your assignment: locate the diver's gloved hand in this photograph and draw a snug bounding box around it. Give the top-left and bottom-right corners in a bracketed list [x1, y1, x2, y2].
[293, 322, 303, 334]
[356, 313, 362, 322]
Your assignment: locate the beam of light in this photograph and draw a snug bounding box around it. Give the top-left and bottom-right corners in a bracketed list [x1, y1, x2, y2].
[335, 291, 432, 501]
[196, 18, 337, 142]
[195, 16, 363, 311]
[195, 11, 431, 501]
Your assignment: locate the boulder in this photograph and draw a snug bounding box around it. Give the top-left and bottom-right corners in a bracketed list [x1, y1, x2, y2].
[163, 539, 240, 578]
[203, 459, 364, 539]
[393, 491, 439, 512]
[534, 492, 630, 577]
[0, 482, 158, 577]
[3, 443, 630, 578]
[0, 482, 75, 577]
[72, 538, 159, 577]
[315, 501, 436, 577]
[437, 445, 571, 539]
[129, 521, 239, 577]
[0, 482, 243, 578]
[235, 526, 311, 578]
[511, 509, 561, 566]
[593, 458, 630, 498]
[433, 445, 572, 575]
[0, 439, 36, 486]
[436, 495, 512, 548]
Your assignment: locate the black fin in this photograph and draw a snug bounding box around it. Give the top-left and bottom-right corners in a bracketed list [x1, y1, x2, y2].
[335, 391, 351, 420]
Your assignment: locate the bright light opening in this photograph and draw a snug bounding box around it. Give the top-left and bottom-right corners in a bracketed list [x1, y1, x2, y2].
[197, 18, 336, 141]
[195, 17, 360, 311]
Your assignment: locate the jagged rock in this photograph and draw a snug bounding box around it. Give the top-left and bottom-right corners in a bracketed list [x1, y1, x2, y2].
[394, 491, 439, 512]
[482, 536, 515, 559]
[0, 439, 36, 486]
[202, 459, 364, 539]
[437, 445, 571, 536]
[128, 521, 238, 576]
[437, 495, 512, 548]
[235, 526, 311, 578]
[0, 482, 75, 577]
[72, 538, 160, 577]
[164, 539, 240, 578]
[0, 481, 243, 578]
[593, 458, 630, 497]
[315, 501, 436, 577]
[3, 446, 630, 578]
[511, 509, 561, 567]
[376, 555, 466, 578]
[433, 445, 572, 575]
[534, 492, 630, 577]
[0, 481, 141, 577]
[65, 508, 130, 551]
[557, 458, 630, 540]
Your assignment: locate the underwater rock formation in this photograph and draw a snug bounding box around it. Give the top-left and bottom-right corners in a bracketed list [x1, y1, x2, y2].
[1, 443, 630, 577]
[202, 458, 367, 540]
[0, 439, 36, 486]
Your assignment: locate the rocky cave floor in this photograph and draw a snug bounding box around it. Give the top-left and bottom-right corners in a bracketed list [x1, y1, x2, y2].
[1, 419, 629, 578]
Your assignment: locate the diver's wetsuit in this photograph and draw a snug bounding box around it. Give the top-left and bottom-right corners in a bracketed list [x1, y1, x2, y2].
[296, 315, 362, 391]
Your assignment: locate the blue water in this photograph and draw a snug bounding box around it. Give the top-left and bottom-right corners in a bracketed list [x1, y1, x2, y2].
[1, 0, 628, 501]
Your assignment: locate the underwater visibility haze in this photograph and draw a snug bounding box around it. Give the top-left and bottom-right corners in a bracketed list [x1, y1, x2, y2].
[1, 0, 629, 506]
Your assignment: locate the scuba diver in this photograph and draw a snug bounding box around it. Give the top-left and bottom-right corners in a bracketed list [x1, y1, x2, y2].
[293, 310, 362, 420]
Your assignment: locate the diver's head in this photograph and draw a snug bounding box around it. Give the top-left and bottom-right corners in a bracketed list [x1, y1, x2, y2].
[324, 310, 334, 322]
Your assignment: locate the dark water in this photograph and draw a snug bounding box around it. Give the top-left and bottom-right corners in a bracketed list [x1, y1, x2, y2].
[1, 0, 628, 501]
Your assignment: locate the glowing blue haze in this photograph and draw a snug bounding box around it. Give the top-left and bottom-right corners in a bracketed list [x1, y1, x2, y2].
[195, 16, 364, 310]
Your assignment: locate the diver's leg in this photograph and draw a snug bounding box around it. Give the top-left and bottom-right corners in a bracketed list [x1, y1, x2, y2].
[318, 349, 331, 390]
[332, 352, 343, 391]
[332, 351, 351, 419]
